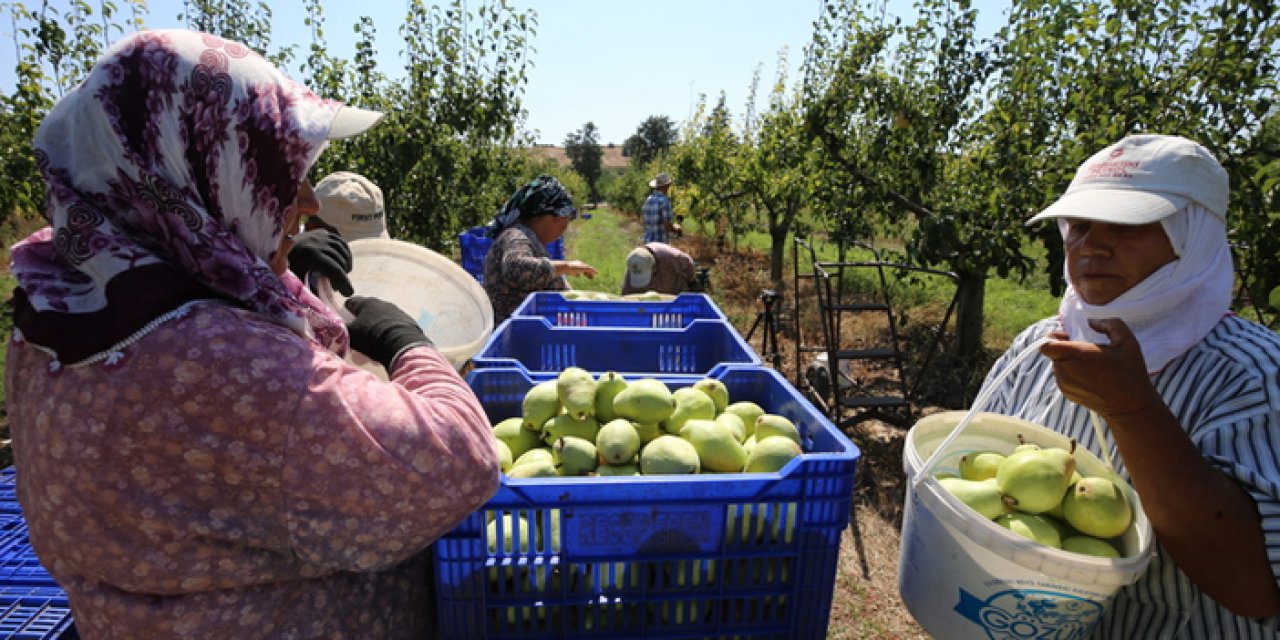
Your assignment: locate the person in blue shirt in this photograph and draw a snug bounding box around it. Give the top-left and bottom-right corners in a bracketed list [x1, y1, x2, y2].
[642, 172, 680, 243]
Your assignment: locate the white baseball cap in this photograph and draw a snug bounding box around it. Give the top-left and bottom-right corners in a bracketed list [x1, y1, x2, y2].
[627, 247, 656, 288]
[1027, 134, 1228, 225]
[327, 105, 384, 140]
[314, 171, 389, 241]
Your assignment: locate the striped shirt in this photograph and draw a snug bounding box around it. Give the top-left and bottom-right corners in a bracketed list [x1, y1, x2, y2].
[980, 315, 1280, 639]
[641, 190, 673, 243]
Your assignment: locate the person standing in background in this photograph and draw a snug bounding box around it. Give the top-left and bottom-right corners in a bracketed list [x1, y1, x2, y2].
[642, 172, 680, 243]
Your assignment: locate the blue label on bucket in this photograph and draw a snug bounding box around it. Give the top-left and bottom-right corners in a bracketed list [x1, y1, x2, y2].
[416, 310, 437, 331]
[955, 588, 1102, 639]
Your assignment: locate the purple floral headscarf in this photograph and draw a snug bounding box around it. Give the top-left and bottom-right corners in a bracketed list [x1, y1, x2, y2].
[11, 29, 351, 359]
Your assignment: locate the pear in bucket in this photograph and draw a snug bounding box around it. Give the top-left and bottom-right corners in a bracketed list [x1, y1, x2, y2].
[996, 440, 1077, 514]
[958, 451, 1005, 481]
[937, 477, 1009, 521]
[1063, 475, 1133, 539]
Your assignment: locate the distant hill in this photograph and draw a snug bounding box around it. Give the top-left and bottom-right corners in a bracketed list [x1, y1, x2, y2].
[525, 144, 631, 170]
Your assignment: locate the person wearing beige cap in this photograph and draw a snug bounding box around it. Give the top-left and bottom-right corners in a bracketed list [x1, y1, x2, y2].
[5, 29, 498, 638]
[311, 171, 391, 241]
[621, 242, 697, 295]
[966, 135, 1280, 636]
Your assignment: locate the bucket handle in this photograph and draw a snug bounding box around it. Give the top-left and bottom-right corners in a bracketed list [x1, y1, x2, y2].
[912, 336, 1054, 486]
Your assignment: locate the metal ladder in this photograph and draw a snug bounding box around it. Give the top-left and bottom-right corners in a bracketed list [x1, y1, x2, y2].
[810, 241, 961, 429]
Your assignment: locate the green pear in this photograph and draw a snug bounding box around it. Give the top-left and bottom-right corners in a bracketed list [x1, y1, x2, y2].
[556, 366, 597, 420]
[1062, 535, 1121, 558]
[1012, 433, 1041, 453]
[958, 451, 1005, 481]
[506, 457, 558, 478]
[595, 418, 641, 465]
[595, 463, 640, 477]
[493, 416, 542, 461]
[996, 442, 1077, 514]
[512, 447, 553, 469]
[553, 435, 598, 476]
[639, 435, 700, 475]
[692, 378, 730, 414]
[542, 412, 599, 446]
[754, 414, 802, 446]
[744, 435, 803, 473]
[681, 418, 748, 472]
[995, 512, 1062, 548]
[664, 387, 717, 435]
[613, 378, 676, 424]
[742, 434, 757, 457]
[495, 439, 513, 472]
[714, 411, 747, 444]
[724, 402, 765, 439]
[487, 514, 532, 554]
[1062, 476, 1133, 538]
[938, 477, 1009, 521]
[521, 381, 561, 431]
[594, 371, 628, 422]
[633, 421, 664, 445]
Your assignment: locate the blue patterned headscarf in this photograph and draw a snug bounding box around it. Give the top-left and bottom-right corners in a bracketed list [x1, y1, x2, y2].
[487, 175, 577, 237]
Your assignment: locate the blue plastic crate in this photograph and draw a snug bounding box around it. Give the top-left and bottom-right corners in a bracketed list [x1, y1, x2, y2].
[436, 367, 859, 639]
[459, 227, 566, 285]
[0, 530, 58, 588]
[472, 318, 761, 378]
[0, 586, 75, 639]
[509, 292, 728, 329]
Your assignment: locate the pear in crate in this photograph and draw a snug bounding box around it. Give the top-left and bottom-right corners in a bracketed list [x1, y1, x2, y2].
[542, 412, 599, 446]
[996, 441, 1077, 514]
[594, 371, 628, 422]
[507, 458, 558, 478]
[521, 381, 560, 431]
[681, 418, 747, 473]
[493, 417, 542, 461]
[640, 435, 700, 475]
[996, 512, 1062, 548]
[596, 463, 641, 476]
[633, 421, 664, 445]
[724, 401, 764, 439]
[553, 435, 598, 476]
[613, 378, 676, 424]
[744, 435, 802, 473]
[754, 414, 802, 446]
[692, 378, 730, 413]
[557, 366, 597, 420]
[664, 387, 716, 435]
[511, 447, 554, 470]
[937, 476, 1008, 520]
[1063, 475, 1133, 538]
[595, 418, 641, 465]
[958, 451, 1005, 481]
[495, 440, 513, 472]
[714, 411, 747, 444]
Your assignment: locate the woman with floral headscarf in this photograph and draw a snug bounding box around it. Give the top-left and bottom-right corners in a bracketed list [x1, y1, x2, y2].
[968, 135, 1280, 638]
[482, 174, 597, 321]
[5, 30, 499, 638]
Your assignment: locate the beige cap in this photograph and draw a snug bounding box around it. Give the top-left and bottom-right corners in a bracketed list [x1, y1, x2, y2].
[314, 171, 389, 241]
[626, 247, 656, 288]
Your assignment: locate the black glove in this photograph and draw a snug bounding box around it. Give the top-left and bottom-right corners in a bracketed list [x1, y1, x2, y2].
[288, 230, 354, 296]
[344, 296, 434, 370]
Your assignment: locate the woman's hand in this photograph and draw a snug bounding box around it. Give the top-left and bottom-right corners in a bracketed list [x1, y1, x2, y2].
[554, 260, 597, 279]
[1039, 318, 1162, 420]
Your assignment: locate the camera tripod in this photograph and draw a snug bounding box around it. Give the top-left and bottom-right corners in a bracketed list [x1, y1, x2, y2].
[745, 289, 783, 369]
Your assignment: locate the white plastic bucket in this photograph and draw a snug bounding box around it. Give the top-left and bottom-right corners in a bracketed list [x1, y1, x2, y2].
[335, 238, 494, 371]
[898, 410, 1155, 639]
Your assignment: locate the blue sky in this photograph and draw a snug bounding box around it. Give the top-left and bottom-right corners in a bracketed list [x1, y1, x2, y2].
[2, 1, 1009, 145]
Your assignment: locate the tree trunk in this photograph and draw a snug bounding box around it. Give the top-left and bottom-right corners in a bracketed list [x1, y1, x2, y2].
[770, 226, 789, 284]
[956, 269, 986, 366]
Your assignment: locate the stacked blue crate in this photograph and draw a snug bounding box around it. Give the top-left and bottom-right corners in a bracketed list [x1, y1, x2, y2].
[0, 468, 77, 639]
[435, 290, 861, 639]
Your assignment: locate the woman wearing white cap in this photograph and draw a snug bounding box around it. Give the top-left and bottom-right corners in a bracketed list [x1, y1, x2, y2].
[5, 30, 499, 637]
[976, 134, 1280, 636]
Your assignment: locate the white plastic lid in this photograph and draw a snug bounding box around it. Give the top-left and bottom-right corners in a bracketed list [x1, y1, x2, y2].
[336, 238, 494, 371]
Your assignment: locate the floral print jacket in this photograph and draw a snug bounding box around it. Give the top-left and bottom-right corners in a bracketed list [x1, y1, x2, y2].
[482, 223, 567, 322]
[5, 298, 501, 639]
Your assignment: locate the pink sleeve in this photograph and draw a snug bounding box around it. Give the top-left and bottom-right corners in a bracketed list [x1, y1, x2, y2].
[282, 344, 501, 571]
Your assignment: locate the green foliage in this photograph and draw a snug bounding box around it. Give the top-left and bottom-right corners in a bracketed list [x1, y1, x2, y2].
[564, 122, 603, 203]
[622, 115, 678, 166]
[601, 161, 653, 216]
